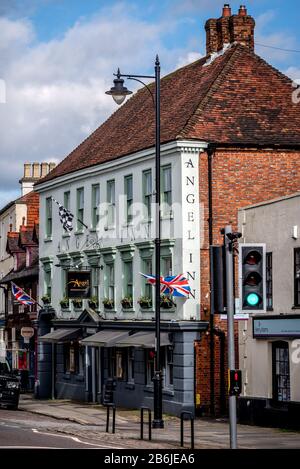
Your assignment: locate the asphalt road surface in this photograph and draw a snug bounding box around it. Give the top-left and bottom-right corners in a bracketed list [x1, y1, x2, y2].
[0, 408, 126, 449]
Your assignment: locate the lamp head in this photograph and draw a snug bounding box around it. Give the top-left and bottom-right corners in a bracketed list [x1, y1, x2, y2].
[105, 68, 132, 105]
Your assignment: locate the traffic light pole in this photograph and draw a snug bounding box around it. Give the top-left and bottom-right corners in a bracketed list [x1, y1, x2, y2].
[224, 225, 238, 449]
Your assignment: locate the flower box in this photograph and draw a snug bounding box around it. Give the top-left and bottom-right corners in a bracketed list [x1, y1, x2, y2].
[121, 297, 133, 309]
[102, 298, 114, 310]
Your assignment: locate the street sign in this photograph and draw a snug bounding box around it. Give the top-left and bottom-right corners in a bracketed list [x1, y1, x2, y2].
[21, 327, 34, 339]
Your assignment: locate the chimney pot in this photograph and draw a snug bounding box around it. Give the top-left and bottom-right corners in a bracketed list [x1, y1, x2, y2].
[32, 162, 40, 179]
[222, 4, 231, 17]
[49, 162, 56, 172]
[239, 5, 247, 16]
[41, 162, 49, 177]
[24, 163, 31, 178]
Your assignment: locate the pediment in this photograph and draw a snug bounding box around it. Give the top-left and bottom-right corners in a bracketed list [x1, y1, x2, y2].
[77, 308, 101, 324]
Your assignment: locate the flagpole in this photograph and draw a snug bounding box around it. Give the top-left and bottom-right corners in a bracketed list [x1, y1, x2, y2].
[51, 197, 88, 231]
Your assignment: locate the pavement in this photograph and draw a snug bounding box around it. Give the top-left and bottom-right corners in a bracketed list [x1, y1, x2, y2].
[18, 394, 300, 449]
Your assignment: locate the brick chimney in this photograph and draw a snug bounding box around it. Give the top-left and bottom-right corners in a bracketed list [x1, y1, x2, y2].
[205, 4, 255, 55]
[19, 162, 57, 196]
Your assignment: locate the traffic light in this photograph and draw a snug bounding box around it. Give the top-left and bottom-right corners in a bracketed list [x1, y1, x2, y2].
[239, 244, 266, 312]
[210, 245, 227, 314]
[229, 369, 242, 396]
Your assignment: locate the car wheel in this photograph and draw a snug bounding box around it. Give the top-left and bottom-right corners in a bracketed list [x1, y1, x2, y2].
[8, 404, 18, 410]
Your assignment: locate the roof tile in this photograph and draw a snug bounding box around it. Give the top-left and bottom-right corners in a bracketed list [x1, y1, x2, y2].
[36, 44, 300, 185]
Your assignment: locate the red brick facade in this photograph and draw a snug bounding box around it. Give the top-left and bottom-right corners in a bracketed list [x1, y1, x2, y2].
[196, 148, 300, 414]
[21, 191, 39, 228]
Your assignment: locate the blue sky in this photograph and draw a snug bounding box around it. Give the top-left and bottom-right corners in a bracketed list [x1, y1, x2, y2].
[0, 0, 299, 206]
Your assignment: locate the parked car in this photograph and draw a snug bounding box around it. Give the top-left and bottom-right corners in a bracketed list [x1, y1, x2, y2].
[0, 360, 20, 410]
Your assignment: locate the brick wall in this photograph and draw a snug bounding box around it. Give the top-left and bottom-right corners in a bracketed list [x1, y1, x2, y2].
[196, 147, 300, 414]
[20, 191, 39, 228]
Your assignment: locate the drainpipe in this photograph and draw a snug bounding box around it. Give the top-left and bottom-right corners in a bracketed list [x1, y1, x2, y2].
[208, 144, 215, 416]
[91, 346, 96, 402]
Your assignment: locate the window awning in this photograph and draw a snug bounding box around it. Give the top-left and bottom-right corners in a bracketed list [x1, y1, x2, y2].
[114, 331, 171, 348]
[39, 328, 82, 343]
[80, 329, 130, 347]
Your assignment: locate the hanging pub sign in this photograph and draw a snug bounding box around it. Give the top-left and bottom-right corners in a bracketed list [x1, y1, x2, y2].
[67, 271, 91, 298]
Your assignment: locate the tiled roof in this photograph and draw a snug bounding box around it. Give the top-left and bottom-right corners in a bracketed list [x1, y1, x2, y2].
[36, 44, 300, 185]
[18, 227, 35, 247]
[0, 265, 39, 284]
[6, 232, 23, 254]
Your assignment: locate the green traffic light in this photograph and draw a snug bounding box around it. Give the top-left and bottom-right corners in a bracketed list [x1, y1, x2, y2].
[246, 292, 260, 306]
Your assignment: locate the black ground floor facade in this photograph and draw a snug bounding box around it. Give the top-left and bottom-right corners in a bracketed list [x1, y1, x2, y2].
[238, 315, 300, 430]
[36, 308, 209, 416]
[238, 397, 300, 430]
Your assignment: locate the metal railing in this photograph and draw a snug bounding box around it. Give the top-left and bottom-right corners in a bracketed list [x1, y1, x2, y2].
[105, 403, 116, 433]
[140, 406, 152, 441]
[180, 411, 195, 449]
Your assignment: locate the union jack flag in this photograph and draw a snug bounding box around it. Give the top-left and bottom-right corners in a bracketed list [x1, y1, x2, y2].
[140, 273, 191, 298]
[11, 282, 36, 305]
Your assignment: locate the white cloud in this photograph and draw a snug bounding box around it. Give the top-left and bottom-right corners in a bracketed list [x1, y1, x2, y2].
[0, 3, 299, 207]
[284, 67, 300, 82]
[0, 7, 191, 205]
[176, 51, 203, 69]
[255, 10, 297, 62]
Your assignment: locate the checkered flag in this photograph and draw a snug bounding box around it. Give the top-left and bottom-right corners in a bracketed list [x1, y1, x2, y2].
[52, 197, 74, 232]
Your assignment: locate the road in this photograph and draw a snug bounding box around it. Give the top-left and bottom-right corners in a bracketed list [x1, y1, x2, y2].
[1, 404, 300, 449]
[0, 409, 127, 449]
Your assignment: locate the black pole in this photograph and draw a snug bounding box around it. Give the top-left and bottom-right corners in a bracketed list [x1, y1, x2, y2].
[152, 55, 164, 429]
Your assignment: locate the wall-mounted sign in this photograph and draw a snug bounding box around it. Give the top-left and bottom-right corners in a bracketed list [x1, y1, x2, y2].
[21, 327, 34, 339]
[253, 317, 300, 338]
[67, 271, 91, 299]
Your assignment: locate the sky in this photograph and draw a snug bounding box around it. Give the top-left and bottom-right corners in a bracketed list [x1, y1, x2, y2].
[0, 0, 300, 207]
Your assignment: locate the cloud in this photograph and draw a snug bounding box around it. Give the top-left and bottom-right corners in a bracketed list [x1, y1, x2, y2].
[0, 2, 299, 207]
[285, 67, 300, 82]
[176, 51, 203, 69]
[0, 6, 194, 205]
[255, 10, 298, 63]
[0, 0, 53, 17]
[0, 190, 20, 208]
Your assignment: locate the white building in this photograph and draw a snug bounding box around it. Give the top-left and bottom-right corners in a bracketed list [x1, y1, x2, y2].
[35, 140, 209, 414]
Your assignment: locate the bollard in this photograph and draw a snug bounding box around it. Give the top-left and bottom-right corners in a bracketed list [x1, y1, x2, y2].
[106, 403, 116, 433]
[180, 411, 194, 449]
[140, 406, 152, 441]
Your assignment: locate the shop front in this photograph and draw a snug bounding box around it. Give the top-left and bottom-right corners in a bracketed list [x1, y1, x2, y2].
[238, 315, 300, 429]
[38, 309, 208, 416]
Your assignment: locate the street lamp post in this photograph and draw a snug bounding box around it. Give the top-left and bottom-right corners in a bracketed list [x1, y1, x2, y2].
[106, 56, 164, 428]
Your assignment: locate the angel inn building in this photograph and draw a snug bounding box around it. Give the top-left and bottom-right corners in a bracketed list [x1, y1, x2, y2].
[34, 5, 300, 417]
[35, 141, 207, 414]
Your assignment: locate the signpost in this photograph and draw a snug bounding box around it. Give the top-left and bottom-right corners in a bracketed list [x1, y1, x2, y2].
[21, 327, 34, 344]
